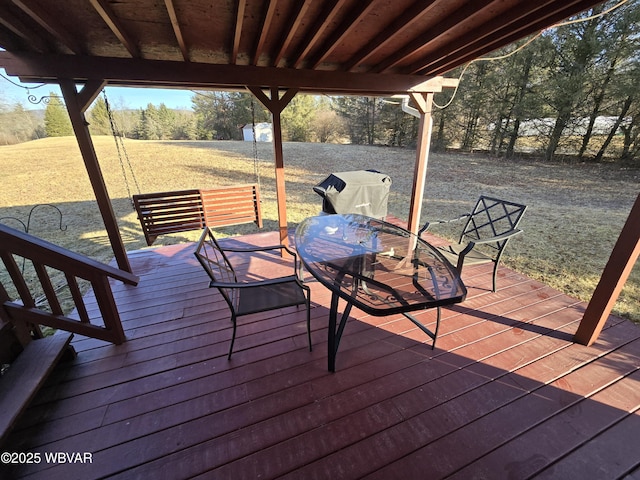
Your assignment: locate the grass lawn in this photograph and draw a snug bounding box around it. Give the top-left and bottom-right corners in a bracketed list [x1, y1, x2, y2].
[1, 136, 639, 322]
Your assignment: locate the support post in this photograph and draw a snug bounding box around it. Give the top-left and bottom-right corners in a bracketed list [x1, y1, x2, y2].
[574, 192, 640, 345]
[248, 86, 297, 246]
[407, 92, 434, 234]
[59, 79, 133, 273]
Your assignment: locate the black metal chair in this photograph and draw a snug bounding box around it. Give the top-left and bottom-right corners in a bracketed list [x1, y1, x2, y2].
[194, 228, 311, 359]
[419, 195, 527, 292]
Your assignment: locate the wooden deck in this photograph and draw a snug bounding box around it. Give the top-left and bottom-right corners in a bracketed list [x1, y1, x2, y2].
[3, 230, 640, 479]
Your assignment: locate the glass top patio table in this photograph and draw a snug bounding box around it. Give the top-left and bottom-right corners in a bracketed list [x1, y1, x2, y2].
[295, 214, 467, 371]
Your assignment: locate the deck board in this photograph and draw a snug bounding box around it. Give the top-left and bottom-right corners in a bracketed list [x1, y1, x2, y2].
[2, 229, 639, 480]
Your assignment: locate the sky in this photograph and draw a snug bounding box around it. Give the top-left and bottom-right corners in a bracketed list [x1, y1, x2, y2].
[1, 71, 195, 110]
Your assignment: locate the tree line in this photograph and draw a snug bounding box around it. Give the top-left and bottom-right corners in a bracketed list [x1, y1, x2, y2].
[1, 0, 638, 164]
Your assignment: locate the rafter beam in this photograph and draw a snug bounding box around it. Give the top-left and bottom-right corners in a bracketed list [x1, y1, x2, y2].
[307, 0, 376, 69]
[231, 0, 246, 64]
[344, 0, 438, 72]
[11, 0, 84, 55]
[164, 0, 189, 62]
[409, 0, 561, 74]
[271, 0, 311, 67]
[252, 0, 278, 65]
[0, 52, 458, 96]
[373, 0, 497, 73]
[90, 0, 140, 58]
[290, 0, 348, 69]
[0, 6, 48, 52]
[417, 0, 597, 76]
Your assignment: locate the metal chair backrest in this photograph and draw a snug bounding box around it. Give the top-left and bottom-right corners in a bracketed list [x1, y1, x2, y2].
[194, 228, 238, 308]
[460, 195, 527, 254]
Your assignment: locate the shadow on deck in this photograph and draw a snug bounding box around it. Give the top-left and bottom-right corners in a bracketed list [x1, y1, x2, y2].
[3, 230, 640, 479]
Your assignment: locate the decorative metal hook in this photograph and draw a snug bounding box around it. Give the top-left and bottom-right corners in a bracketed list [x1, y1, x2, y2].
[0, 217, 27, 232]
[27, 94, 52, 105]
[1, 204, 66, 274]
[26, 204, 67, 232]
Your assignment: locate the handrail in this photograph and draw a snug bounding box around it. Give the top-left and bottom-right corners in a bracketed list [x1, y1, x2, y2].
[0, 224, 139, 345]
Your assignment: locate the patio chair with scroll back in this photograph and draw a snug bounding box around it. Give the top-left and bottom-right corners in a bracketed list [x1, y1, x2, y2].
[194, 227, 311, 359]
[419, 195, 527, 292]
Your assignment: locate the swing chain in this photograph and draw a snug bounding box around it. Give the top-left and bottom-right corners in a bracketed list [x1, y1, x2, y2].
[250, 97, 261, 189]
[104, 91, 141, 206]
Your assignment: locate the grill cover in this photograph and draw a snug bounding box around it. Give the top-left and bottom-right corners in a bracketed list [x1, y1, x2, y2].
[313, 170, 391, 218]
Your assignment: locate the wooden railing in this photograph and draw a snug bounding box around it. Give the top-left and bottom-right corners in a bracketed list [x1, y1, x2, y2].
[0, 224, 139, 345]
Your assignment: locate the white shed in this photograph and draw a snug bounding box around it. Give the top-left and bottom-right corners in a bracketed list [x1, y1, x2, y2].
[242, 123, 273, 142]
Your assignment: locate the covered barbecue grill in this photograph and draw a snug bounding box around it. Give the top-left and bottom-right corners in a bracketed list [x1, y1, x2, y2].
[313, 170, 392, 219]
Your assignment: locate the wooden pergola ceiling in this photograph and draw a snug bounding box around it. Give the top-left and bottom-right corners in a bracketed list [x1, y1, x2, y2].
[0, 0, 605, 94]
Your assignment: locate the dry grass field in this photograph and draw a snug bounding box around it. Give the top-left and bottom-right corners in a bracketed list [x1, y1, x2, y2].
[1, 136, 638, 322]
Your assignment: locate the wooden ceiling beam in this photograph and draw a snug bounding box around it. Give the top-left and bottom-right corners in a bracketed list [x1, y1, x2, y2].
[231, 0, 246, 64]
[0, 29, 20, 52]
[252, 0, 278, 65]
[307, 0, 377, 70]
[271, 0, 311, 67]
[89, 0, 141, 58]
[290, 0, 348, 69]
[422, 0, 599, 76]
[0, 51, 456, 96]
[0, 6, 48, 53]
[343, 0, 438, 72]
[164, 0, 189, 62]
[373, 0, 498, 73]
[409, 0, 581, 75]
[11, 0, 84, 55]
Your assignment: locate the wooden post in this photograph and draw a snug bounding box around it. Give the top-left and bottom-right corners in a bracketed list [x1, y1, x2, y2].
[574, 192, 640, 345]
[248, 86, 298, 246]
[406, 92, 434, 234]
[59, 79, 133, 273]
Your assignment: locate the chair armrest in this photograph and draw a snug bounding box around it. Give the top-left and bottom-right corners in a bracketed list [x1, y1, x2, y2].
[221, 244, 292, 254]
[454, 228, 523, 271]
[419, 214, 470, 235]
[210, 275, 301, 290]
[465, 228, 523, 246]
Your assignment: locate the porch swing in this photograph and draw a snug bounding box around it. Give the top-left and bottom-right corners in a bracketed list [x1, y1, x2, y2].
[103, 91, 263, 246]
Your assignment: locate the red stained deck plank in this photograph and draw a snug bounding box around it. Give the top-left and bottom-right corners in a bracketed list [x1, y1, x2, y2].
[448, 368, 640, 479]
[3, 230, 639, 480]
[533, 410, 640, 479]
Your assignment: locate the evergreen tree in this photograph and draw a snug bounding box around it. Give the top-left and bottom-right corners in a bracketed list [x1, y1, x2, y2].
[157, 104, 176, 139]
[138, 103, 159, 139]
[89, 96, 111, 135]
[171, 111, 198, 140]
[282, 94, 316, 141]
[44, 93, 73, 137]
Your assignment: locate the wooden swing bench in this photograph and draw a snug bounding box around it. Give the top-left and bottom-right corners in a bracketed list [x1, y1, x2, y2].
[133, 184, 263, 246]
